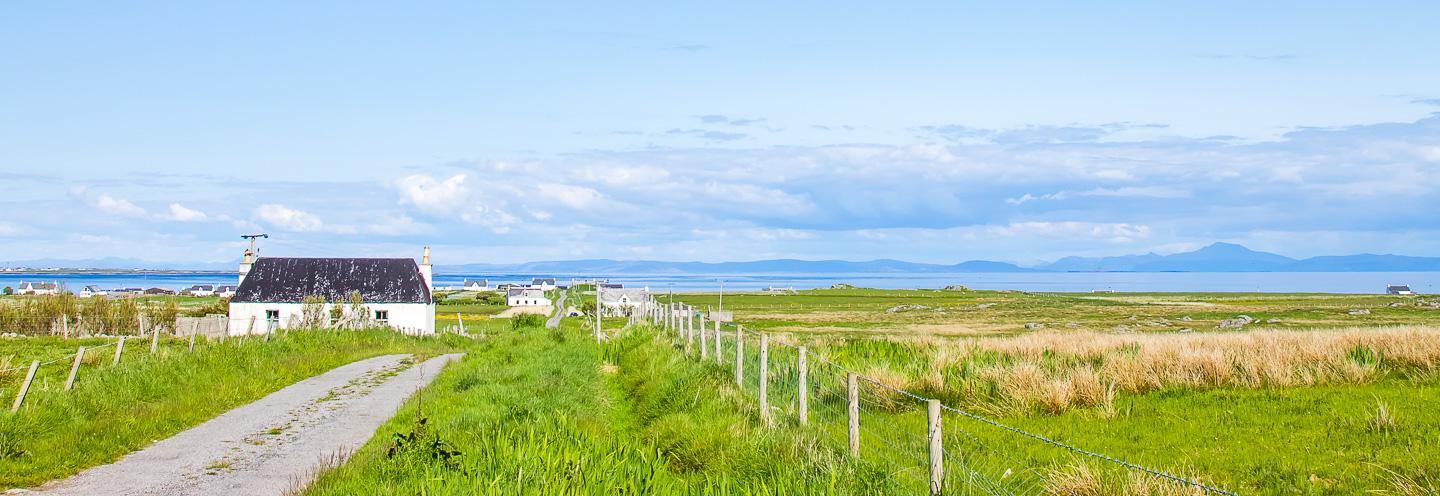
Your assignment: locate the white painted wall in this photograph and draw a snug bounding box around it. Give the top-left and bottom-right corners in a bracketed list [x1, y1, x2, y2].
[228, 302, 435, 336]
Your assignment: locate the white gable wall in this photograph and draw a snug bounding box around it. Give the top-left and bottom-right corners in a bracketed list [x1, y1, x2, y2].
[228, 302, 435, 336]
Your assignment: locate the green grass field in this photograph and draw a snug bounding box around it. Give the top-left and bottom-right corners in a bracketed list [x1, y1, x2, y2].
[0, 329, 469, 489]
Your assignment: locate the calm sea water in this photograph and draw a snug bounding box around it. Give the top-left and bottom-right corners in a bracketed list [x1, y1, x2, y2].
[0, 271, 1435, 294]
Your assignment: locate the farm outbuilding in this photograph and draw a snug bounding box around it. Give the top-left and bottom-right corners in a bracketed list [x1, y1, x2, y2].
[227, 248, 436, 336]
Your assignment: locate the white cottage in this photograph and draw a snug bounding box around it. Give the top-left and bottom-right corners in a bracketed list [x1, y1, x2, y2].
[16, 282, 58, 295]
[227, 248, 436, 336]
[506, 287, 551, 307]
[600, 288, 648, 316]
[531, 278, 557, 291]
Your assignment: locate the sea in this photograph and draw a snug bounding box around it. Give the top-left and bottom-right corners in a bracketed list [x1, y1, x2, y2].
[0, 271, 1436, 294]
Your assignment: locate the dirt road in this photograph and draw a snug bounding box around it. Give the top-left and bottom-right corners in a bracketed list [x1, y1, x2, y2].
[30, 353, 462, 496]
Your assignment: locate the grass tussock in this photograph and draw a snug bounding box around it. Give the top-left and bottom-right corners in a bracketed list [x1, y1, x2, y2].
[924, 326, 1440, 413]
[1047, 462, 1213, 496]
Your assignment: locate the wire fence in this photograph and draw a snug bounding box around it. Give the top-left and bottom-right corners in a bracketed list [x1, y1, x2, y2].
[642, 300, 1234, 496]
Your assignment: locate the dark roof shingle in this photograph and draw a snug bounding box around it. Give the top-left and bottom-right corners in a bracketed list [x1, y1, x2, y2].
[233, 257, 431, 304]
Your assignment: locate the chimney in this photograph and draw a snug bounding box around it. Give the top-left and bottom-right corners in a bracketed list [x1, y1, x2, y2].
[419, 246, 434, 290]
[238, 248, 255, 286]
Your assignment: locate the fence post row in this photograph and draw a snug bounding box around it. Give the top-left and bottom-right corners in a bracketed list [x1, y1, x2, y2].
[928, 399, 943, 496]
[10, 360, 39, 413]
[797, 346, 808, 426]
[847, 373, 860, 457]
[734, 325, 744, 387]
[113, 336, 126, 365]
[759, 333, 770, 424]
[64, 346, 86, 392]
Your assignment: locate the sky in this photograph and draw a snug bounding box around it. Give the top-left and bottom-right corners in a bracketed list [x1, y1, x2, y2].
[2, 1, 1438, 266]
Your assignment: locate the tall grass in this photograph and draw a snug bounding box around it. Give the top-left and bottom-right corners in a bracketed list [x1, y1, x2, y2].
[811, 326, 1440, 414]
[0, 329, 467, 488]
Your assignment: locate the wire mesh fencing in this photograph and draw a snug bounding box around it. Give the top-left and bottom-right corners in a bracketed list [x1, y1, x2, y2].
[637, 308, 1235, 496]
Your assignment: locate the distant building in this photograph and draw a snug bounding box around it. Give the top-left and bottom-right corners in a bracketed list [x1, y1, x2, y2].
[1388, 284, 1416, 295]
[762, 286, 796, 295]
[531, 278, 557, 291]
[16, 281, 58, 295]
[144, 288, 176, 296]
[79, 285, 108, 298]
[463, 279, 493, 292]
[506, 287, 551, 307]
[216, 285, 239, 298]
[228, 247, 436, 336]
[600, 283, 624, 289]
[600, 288, 648, 315]
[182, 284, 216, 297]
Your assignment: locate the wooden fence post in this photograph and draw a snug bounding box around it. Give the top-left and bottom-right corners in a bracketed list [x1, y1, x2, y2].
[734, 325, 744, 387]
[113, 336, 126, 366]
[798, 346, 808, 426]
[759, 334, 770, 423]
[188, 332, 196, 353]
[687, 307, 697, 355]
[713, 320, 722, 364]
[928, 399, 943, 496]
[150, 320, 161, 354]
[62, 314, 70, 339]
[847, 373, 860, 457]
[64, 346, 86, 391]
[10, 360, 39, 413]
[699, 314, 709, 360]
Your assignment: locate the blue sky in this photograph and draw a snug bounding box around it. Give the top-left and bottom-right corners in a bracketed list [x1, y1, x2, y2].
[2, 2, 1438, 265]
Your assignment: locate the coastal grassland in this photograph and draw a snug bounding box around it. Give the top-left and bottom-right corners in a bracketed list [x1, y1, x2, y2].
[677, 288, 1440, 335]
[304, 318, 911, 495]
[675, 289, 1440, 494]
[0, 329, 470, 489]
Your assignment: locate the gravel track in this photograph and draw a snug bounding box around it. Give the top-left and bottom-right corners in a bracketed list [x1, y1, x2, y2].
[27, 352, 463, 496]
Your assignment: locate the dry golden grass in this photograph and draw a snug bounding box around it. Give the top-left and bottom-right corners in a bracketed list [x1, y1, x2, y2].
[937, 326, 1440, 412]
[1046, 462, 1212, 496]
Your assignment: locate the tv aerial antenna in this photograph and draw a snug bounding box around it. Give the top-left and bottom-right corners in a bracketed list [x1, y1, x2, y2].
[241, 233, 269, 255]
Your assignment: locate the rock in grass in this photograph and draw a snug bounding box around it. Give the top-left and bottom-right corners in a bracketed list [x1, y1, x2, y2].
[974, 303, 996, 309]
[944, 284, 970, 291]
[829, 283, 855, 290]
[1348, 308, 1371, 316]
[885, 304, 930, 314]
[1024, 322, 1044, 330]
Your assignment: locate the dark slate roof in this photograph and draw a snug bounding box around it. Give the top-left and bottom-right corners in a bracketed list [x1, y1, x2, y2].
[233, 257, 432, 304]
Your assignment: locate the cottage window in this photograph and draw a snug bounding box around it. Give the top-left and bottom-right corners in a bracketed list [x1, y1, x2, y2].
[375, 310, 389, 324]
[265, 309, 280, 331]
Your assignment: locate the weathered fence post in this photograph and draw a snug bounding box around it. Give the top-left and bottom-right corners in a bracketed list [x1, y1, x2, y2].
[713, 320, 722, 363]
[150, 320, 161, 354]
[62, 314, 70, 339]
[699, 314, 710, 360]
[687, 306, 697, 355]
[798, 346, 808, 426]
[188, 332, 196, 353]
[759, 334, 770, 423]
[10, 360, 39, 413]
[734, 325, 744, 386]
[847, 373, 860, 457]
[928, 399, 943, 496]
[64, 346, 86, 391]
[113, 336, 126, 366]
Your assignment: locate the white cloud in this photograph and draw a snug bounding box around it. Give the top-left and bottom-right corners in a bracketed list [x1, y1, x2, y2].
[536, 183, 605, 209]
[364, 214, 432, 235]
[1007, 186, 1189, 204]
[0, 222, 18, 236]
[93, 194, 147, 218]
[253, 204, 324, 232]
[395, 174, 470, 215]
[162, 203, 208, 222]
[989, 222, 1151, 243]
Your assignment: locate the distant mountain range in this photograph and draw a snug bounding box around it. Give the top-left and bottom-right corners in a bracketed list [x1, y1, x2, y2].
[3, 243, 1437, 273]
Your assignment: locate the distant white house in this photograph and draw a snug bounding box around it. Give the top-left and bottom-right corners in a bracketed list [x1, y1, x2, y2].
[463, 279, 493, 292]
[1388, 284, 1416, 296]
[183, 284, 216, 297]
[79, 285, 108, 298]
[600, 288, 648, 316]
[531, 278, 557, 291]
[16, 281, 58, 295]
[227, 247, 437, 336]
[506, 287, 551, 307]
[216, 285, 239, 298]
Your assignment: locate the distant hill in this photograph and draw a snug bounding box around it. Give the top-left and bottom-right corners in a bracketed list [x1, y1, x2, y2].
[1034, 242, 1440, 272]
[438, 258, 1033, 274]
